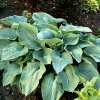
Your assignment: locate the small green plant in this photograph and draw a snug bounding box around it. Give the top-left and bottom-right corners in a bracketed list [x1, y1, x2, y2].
[0, 12, 100, 100]
[74, 76, 100, 100]
[81, 0, 99, 13]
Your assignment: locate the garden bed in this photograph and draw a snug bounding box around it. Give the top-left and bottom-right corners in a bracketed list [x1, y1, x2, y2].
[0, 0, 100, 100]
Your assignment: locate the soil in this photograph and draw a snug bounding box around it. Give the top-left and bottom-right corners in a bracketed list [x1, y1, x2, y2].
[0, 0, 100, 100]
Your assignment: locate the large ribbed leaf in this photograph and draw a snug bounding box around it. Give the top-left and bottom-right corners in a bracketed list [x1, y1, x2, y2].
[0, 28, 17, 40]
[37, 28, 62, 38]
[32, 12, 56, 25]
[0, 40, 11, 55]
[20, 62, 46, 95]
[79, 33, 96, 44]
[42, 73, 64, 100]
[3, 63, 22, 86]
[1, 42, 28, 61]
[67, 46, 83, 63]
[58, 65, 79, 92]
[40, 38, 63, 47]
[76, 40, 91, 48]
[0, 61, 9, 70]
[51, 50, 73, 73]
[33, 48, 52, 64]
[0, 19, 11, 26]
[33, 23, 59, 31]
[96, 38, 100, 47]
[82, 56, 97, 68]
[17, 22, 42, 50]
[55, 18, 66, 24]
[61, 24, 92, 32]
[63, 33, 79, 45]
[37, 29, 63, 46]
[84, 45, 100, 62]
[32, 12, 66, 26]
[77, 62, 99, 81]
[1, 15, 27, 23]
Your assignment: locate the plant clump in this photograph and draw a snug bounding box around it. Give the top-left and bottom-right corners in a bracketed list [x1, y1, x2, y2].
[81, 0, 99, 13]
[0, 12, 100, 100]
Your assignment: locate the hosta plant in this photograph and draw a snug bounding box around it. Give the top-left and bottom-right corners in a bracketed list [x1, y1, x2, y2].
[0, 12, 100, 100]
[74, 76, 100, 100]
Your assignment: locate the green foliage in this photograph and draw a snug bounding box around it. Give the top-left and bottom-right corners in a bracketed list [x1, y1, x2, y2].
[97, 0, 100, 6]
[0, 12, 100, 100]
[74, 76, 100, 100]
[81, 0, 99, 13]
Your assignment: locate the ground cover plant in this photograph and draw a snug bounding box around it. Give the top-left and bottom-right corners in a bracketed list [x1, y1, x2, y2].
[81, 0, 99, 13]
[0, 12, 100, 100]
[74, 76, 100, 100]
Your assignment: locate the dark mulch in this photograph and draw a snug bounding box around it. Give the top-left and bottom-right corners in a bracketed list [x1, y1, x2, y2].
[0, 0, 100, 100]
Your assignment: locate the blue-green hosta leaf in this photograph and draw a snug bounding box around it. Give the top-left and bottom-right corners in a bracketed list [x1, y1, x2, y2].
[82, 34, 98, 46]
[86, 33, 96, 41]
[33, 48, 52, 64]
[82, 56, 97, 68]
[17, 22, 42, 50]
[67, 46, 83, 63]
[1, 42, 28, 61]
[61, 24, 92, 32]
[58, 65, 79, 92]
[0, 40, 11, 55]
[77, 62, 99, 81]
[3, 63, 22, 86]
[63, 33, 79, 45]
[51, 51, 73, 73]
[55, 18, 66, 24]
[37, 29, 63, 46]
[0, 28, 17, 40]
[79, 33, 96, 43]
[37, 28, 62, 38]
[20, 62, 46, 95]
[42, 38, 63, 47]
[42, 73, 64, 100]
[32, 12, 56, 25]
[0, 61, 9, 70]
[1, 15, 27, 24]
[96, 38, 100, 47]
[76, 40, 91, 48]
[84, 45, 100, 62]
[33, 23, 59, 31]
[0, 19, 11, 26]
[32, 12, 66, 26]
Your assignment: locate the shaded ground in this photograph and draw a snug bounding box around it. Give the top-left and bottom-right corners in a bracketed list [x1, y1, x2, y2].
[0, 0, 100, 100]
